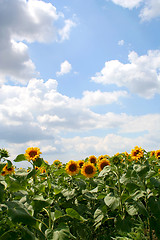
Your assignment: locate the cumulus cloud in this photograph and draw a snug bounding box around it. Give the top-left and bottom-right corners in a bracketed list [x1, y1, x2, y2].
[56, 60, 72, 76]
[139, 0, 160, 21]
[110, 0, 160, 21]
[0, 0, 75, 84]
[91, 50, 160, 98]
[0, 78, 160, 163]
[111, 0, 143, 9]
[81, 90, 128, 106]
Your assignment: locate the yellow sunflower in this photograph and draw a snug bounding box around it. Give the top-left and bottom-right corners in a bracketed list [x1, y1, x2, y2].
[78, 160, 84, 168]
[88, 155, 97, 165]
[65, 160, 79, 176]
[53, 160, 62, 168]
[39, 167, 46, 174]
[155, 150, 160, 160]
[98, 159, 110, 172]
[150, 151, 155, 157]
[1, 164, 15, 176]
[97, 155, 105, 162]
[53, 160, 61, 165]
[130, 146, 144, 161]
[24, 147, 42, 161]
[81, 162, 96, 178]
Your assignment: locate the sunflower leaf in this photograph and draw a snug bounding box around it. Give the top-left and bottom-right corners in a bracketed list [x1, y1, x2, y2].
[14, 154, 27, 162]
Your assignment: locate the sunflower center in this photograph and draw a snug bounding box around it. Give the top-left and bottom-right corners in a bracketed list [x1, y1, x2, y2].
[85, 165, 93, 174]
[29, 150, 37, 158]
[7, 168, 12, 171]
[79, 162, 84, 168]
[133, 150, 140, 156]
[69, 164, 77, 172]
[90, 158, 96, 164]
[100, 162, 109, 169]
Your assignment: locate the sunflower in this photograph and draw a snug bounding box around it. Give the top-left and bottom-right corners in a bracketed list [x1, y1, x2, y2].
[53, 160, 62, 168]
[88, 155, 97, 165]
[98, 159, 110, 172]
[155, 150, 160, 160]
[150, 151, 155, 157]
[39, 167, 46, 174]
[130, 146, 144, 161]
[97, 155, 105, 162]
[65, 160, 79, 176]
[104, 154, 110, 159]
[81, 162, 96, 178]
[78, 160, 84, 168]
[1, 164, 15, 176]
[24, 147, 42, 161]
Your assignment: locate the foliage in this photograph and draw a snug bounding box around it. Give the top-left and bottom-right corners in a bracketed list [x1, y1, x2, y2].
[0, 147, 160, 239]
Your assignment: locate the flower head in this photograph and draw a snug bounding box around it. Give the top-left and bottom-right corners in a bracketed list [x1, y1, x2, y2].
[81, 162, 96, 178]
[97, 155, 105, 162]
[155, 150, 160, 160]
[131, 146, 144, 161]
[78, 160, 84, 168]
[65, 160, 79, 176]
[88, 155, 97, 165]
[150, 151, 155, 157]
[98, 159, 110, 172]
[24, 147, 42, 161]
[53, 160, 62, 168]
[1, 164, 15, 176]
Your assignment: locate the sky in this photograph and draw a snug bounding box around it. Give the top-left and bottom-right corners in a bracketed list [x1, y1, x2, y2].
[0, 0, 160, 166]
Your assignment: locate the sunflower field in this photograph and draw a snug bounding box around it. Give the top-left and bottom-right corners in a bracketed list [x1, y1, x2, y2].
[0, 147, 160, 240]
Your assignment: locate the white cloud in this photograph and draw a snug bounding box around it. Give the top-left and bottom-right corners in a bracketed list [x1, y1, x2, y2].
[91, 50, 160, 98]
[81, 90, 128, 106]
[111, 0, 143, 9]
[0, 0, 76, 84]
[58, 19, 76, 42]
[139, 0, 160, 21]
[118, 40, 124, 46]
[56, 60, 72, 76]
[0, 78, 160, 163]
[111, 0, 160, 21]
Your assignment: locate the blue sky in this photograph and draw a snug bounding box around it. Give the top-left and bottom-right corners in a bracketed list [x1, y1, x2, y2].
[0, 0, 160, 166]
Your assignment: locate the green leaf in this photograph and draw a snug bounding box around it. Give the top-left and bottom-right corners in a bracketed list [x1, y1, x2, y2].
[66, 208, 85, 222]
[104, 193, 120, 210]
[7, 160, 12, 168]
[14, 154, 27, 162]
[62, 189, 76, 200]
[5, 176, 27, 192]
[0, 230, 19, 240]
[6, 201, 37, 226]
[45, 223, 76, 240]
[32, 195, 53, 212]
[148, 196, 160, 218]
[116, 215, 132, 232]
[94, 208, 104, 229]
[54, 187, 62, 195]
[0, 183, 5, 202]
[135, 201, 148, 217]
[27, 168, 37, 179]
[134, 164, 149, 178]
[52, 210, 63, 221]
[34, 157, 43, 167]
[150, 177, 160, 189]
[21, 226, 37, 240]
[125, 203, 138, 216]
